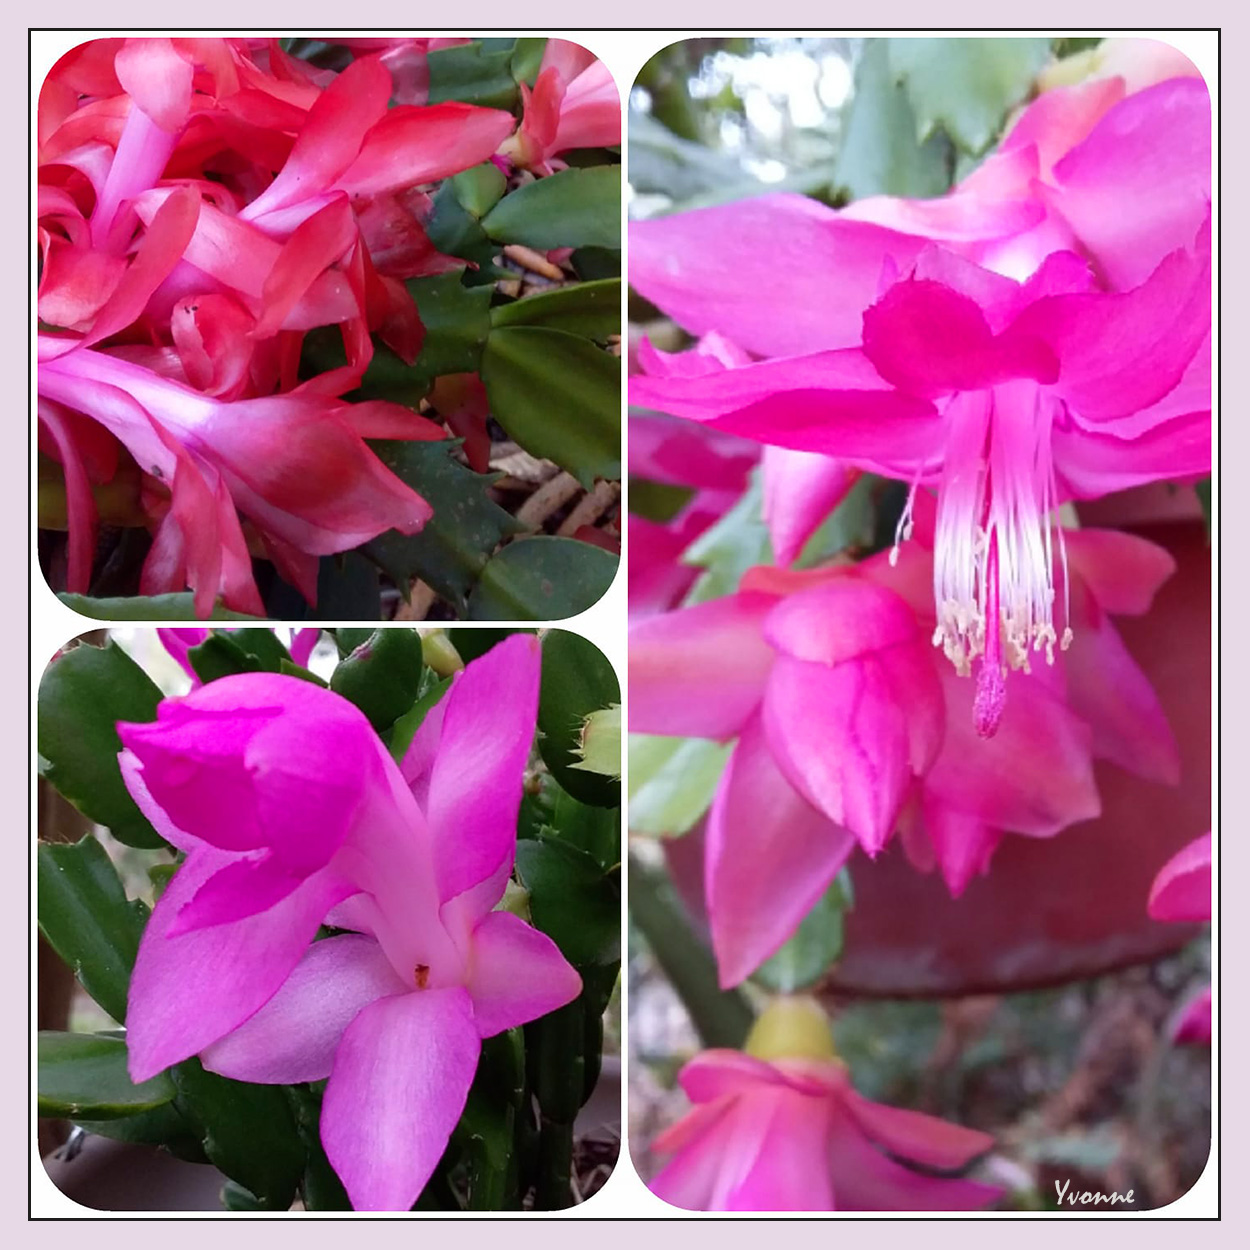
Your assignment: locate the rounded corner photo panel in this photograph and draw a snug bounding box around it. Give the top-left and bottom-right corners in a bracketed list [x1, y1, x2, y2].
[626, 34, 1213, 1215]
[36, 35, 622, 626]
[37, 624, 621, 1212]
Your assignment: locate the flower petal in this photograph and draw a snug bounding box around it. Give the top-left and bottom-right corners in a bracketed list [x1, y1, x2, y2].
[706, 715, 856, 987]
[761, 448, 857, 567]
[629, 594, 777, 740]
[320, 986, 480, 1211]
[465, 910, 582, 1037]
[126, 851, 349, 1081]
[762, 654, 912, 854]
[201, 933, 406, 1084]
[725, 1087, 835, 1211]
[842, 1089, 995, 1170]
[1148, 832, 1211, 923]
[828, 1113, 1000, 1211]
[630, 194, 927, 357]
[425, 635, 541, 909]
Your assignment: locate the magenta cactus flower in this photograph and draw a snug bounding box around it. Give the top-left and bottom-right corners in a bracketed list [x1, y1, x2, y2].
[117, 635, 581, 1209]
[649, 997, 999, 1211]
[631, 507, 1179, 984]
[629, 75, 1210, 736]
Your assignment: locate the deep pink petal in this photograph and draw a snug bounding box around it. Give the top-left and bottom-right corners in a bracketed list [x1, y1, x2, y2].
[862, 279, 1058, 399]
[632, 348, 942, 473]
[1063, 527, 1177, 615]
[1054, 407, 1211, 499]
[465, 910, 582, 1037]
[629, 194, 927, 357]
[37, 399, 98, 594]
[628, 594, 777, 739]
[1015, 237, 1211, 423]
[648, 1101, 737, 1211]
[201, 934, 406, 1084]
[763, 577, 920, 665]
[1173, 986, 1212, 1045]
[678, 1049, 788, 1103]
[126, 851, 350, 1081]
[320, 986, 480, 1211]
[1148, 832, 1211, 923]
[926, 667, 1100, 838]
[828, 1112, 1000, 1211]
[841, 147, 1043, 243]
[1049, 77, 1211, 289]
[725, 1086, 835, 1211]
[1061, 587, 1180, 785]
[706, 715, 856, 986]
[762, 654, 912, 854]
[842, 1089, 995, 1170]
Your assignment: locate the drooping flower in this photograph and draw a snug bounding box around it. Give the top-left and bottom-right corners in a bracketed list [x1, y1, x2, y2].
[1148, 831, 1212, 1045]
[629, 72, 1210, 734]
[630, 513, 1178, 984]
[500, 40, 620, 175]
[649, 997, 999, 1212]
[118, 636, 581, 1210]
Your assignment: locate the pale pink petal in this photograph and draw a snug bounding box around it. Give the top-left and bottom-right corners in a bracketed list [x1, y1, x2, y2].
[321, 986, 480, 1211]
[465, 910, 582, 1037]
[706, 715, 856, 986]
[126, 851, 350, 1081]
[629, 594, 777, 739]
[201, 933, 406, 1084]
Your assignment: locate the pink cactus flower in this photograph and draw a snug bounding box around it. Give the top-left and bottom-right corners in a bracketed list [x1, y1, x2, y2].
[1148, 831, 1212, 1045]
[501, 40, 619, 175]
[630, 74, 1210, 735]
[117, 636, 581, 1209]
[649, 997, 999, 1211]
[631, 508, 1178, 985]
